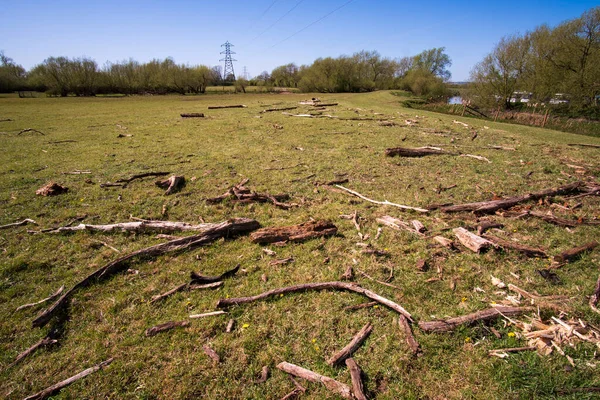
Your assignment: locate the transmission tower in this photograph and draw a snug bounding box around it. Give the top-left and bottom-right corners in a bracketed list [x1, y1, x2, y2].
[243, 66, 248, 80]
[220, 41, 236, 82]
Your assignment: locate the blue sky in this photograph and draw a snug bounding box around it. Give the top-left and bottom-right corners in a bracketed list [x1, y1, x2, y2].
[1, 0, 597, 81]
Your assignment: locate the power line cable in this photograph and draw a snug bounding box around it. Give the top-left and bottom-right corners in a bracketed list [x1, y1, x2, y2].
[270, 0, 356, 48]
[256, 0, 279, 21]
[249, 0, 305, 43]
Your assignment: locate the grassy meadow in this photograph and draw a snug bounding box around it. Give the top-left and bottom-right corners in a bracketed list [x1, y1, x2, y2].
[1, 91, 600, 399]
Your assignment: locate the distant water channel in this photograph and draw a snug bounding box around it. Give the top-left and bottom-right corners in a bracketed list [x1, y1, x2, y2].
[448, 96, 463, 104]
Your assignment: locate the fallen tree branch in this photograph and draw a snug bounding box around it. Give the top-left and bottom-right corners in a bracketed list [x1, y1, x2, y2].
[460, 154, 491, 163]
[206, 179, 295, 209]
[36, 220, 229, 234]
[191, 264, 240, 283]
[327, 322, 373, 366]
[145, 320, 189, 336]
[277, 362, 353, 400]
[335, 185, 429, 213]
[483, 234, 547, 258]
[345, 358, 368, 400]
[418, 306, 535, 333]
[155, 175, 185, 195]
[250, 220, 337, 244]
[24, 358, 114, 400]
[453, 227, 494, 253]
[208, 104, 247, 109]
[32, 218, 259, 328]
[115, 171, 170, 187]
[216, 281, 412, 320]
[567, 143, 600, 149]
[10, 337, 57, 367]
[376, 215, 424, 236]
[16, 286, 65, 312]
[180, 113, 204, 118]
[398, 315, 421, 356]
[385, 146, 449, 157]
[261, 106, 298, 113]
[0, 218, 37, 230]
[189, 310, 227, 319]
[18, 128, 45, 136]
[439, 181, 585, 214]
[150, 283, 189, 303]
[553, 241, 598, 265]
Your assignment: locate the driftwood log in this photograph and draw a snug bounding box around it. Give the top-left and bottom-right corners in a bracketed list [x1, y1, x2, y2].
[261, 106, 298, 113]
[181, 113, 204, 118]
[155, 175, 185, 195]
[453, 227, 494, 253]
[483, 234, 548, 258]
[250, 220, 337, 244]
[553, 241, 598, 264]
[38, 220, 233, 234]
[277, 362, 353, 400]
[23, 358, 113, 400]
[206, 179, 294, 209]
[216, 281, 412, 320]
[418, 306, 535, 333]
[327, 322, 373, 366]
[208, 105, 247, 109]
[32, 218, 259, 328]
[385, 146, 449, 157]
[145, 320, 189, 336]
[439, 181, 585, 214]
[345, 358, 368, 400]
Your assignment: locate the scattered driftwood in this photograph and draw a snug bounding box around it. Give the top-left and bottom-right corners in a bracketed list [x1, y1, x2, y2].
[208, 105, 247, 109]
[191, 264, 240, 283]
[250, 220, 337, 244]
[418, 306, 534, 333]
[277, 362, 353, 400]
[376, 215, 424, 236]
[327, 322, 373, 366]
[335, 185, 429, 213]
[439, 181, 585, 214]
[0, 218, 37, 230]
[32, 218, 259, 328]
[345, 358, 368, 400]
[590, 275, 600, 314]
[398, 315, 421, 356]
[553, 241, 598, 265]
[16, 286, 65, 312]
[36, 182, 68, 196]
[145, 320, 189, 336]
[203, 344, 220, 363]
[189, 310, 227, 319]
[385, 146, 449, 157]
[23, 358, 113, 400]
[181, 113, 204, 118]
[453, 227, 494, 253]
[262, 106, 298, 113]
[206, 179, 295, 209]
[39, 220, 230, 234]
[18, 128, 45, 136]
[156, 175, 185, 195]
[10, 337, 57, 367]
[216, 281, 412, 320]
[483, 234, 548, 258]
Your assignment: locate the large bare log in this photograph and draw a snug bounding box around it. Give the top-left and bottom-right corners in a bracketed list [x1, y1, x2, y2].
[553, 241, 598, 265]
[190, 264, 240, 283]
[345, 358, 368, 400]
[32, 218, 259, 328]
[155, 175, 185, 195]
[327, 322, 373, 366]
[208, 104, 247, 109]
[216, 281, 412, 320]
[335, 185, 429, 213]
[483, 234, 547, 258]
[453, 227, 494, 253]
[418, 306, 535, 333]
[24, 358, 114, 400]
[38, 220, 229, 234]
[250, 220, 337, 244]
[276, 362, 353, 400]
[261, 106, 298, 113]
[377, 215, 424, 236]
[145, 320, 189, 336]
[385, 146, 449, 157]
[0, 218, 37, 230]
[440, 181, 585, 214]
[398, 315, 421, 356]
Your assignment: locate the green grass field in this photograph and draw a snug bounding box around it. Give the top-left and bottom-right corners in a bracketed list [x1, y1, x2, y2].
[1, 91, 600, 399]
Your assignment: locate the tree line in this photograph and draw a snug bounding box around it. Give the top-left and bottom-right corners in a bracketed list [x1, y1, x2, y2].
[470, 6, 599, 109]
[0, 48, 452, 97]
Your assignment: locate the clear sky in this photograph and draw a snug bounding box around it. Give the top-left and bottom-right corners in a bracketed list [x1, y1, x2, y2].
[1, 0, 597, 81]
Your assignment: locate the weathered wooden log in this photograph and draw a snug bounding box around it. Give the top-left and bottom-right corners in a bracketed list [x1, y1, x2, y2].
[433, 236, 456, 249]
[250, 220, 337, 244]
[32, 218, 259, 328]
[145, 320, 189, 336]
[261, 106, 298, 113]
[180, 113, 204, 118]
[336, 185, 429, 213]
[206, 179, 294, 209]
[150, 283, 189, 303]
[553, 241, 598, 264]
[440, 182, 584, 214]
[10, 337, 57, 367]
[0, 218, 37, 230]
[453, 227, 494, 253]
[276, 362, 353, 400]
[39, 220, 227, 234]
[418, 306, 535, 333]
[327, 322, 372, 366]
[190, 264, 240, 283]
[24, 358, 113, 400]
[476, 221, 503, 235]
[385, 146, 449, 157]
[36, 182, 68, 196]
[216, 281, 412, 320]
[377, 215, 423, 236]
[398, 315, 421, 356]
[345, 358, 368, 400]
[483, 234, 547, 258]
[155, 175, 185, 195]
[189, 310, 227, 319]
[208, 104, 247, 109]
